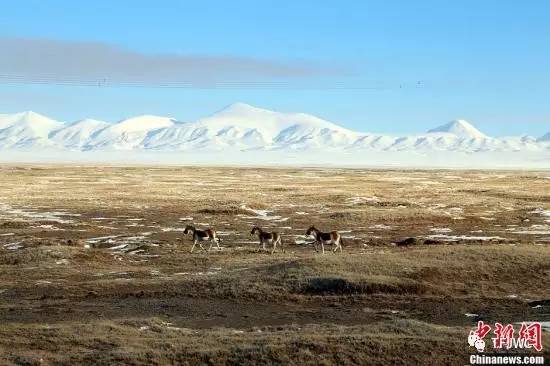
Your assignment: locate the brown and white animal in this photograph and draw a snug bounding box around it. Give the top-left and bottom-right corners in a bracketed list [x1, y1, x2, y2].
[250, 226, 284, 254]
[183, 225, 221, 253]
[305, 226, 343, 254]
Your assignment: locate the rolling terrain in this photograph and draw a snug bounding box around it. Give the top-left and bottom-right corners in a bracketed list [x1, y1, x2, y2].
[0, 166, 548, 364]
[0, 104, 549, 169]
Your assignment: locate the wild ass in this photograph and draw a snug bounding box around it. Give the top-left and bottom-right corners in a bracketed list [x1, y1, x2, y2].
[250, 226, 284, 254]
[305, 226, 343, 254]
[183, 225, 221, 253]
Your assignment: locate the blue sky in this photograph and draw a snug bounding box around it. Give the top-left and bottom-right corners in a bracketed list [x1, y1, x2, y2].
[0, 0, 549, 136]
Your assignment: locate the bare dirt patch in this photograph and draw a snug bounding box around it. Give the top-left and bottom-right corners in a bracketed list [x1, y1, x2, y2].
[0, 166, 548, 364]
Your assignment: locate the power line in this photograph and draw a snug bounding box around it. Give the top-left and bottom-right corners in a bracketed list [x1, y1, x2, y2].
[0, 73, 425, 90]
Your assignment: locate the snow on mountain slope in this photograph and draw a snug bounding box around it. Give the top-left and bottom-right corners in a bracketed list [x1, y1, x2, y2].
[0, 111, 63, 149]
[85, 115, 176, 150]
[351, 134, 396, 150]
[493, 136, 543, 152]
[382, 133, 545, 153]
[50, 119, 110, 148]
[201, 102, 352, 139]
[107, 115, 175, 134]
[194, 102, 356, 149]
[140, 103, 358, 151]
[351, 121, 545, 153]
[0, 105, 548, 164]
[427, 119, 487, 139]
[0, 113, 29, 129]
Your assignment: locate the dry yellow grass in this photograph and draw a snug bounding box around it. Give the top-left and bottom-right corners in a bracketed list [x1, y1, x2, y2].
[0, 166, 548, 365]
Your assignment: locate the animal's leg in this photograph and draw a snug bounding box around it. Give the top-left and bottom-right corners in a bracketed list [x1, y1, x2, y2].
[199, 240, 207, 252]
[271, 239, 276, 254]
[280, 237, 285, 253]
[207, 239, 213, 252]
[313, 241, 319, 253]
[262, 239, 267, 252]
[190, 239, 197, 253]
[321, 242, 325, 254]
[215, 237, 221, 250]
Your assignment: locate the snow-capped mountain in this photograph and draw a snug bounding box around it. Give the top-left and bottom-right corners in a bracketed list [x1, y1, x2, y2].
[140, 103, 358, 151]
[0, 111, 63, 149]
[49, 119, 110, 148]
[427, 119, 487, 139]
[84, 115, 178, 150]
[0, 104, 548, 164]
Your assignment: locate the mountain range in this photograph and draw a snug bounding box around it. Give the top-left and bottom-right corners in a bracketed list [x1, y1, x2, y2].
[1, 103, 548, 153]
[0, 103, 548, 167]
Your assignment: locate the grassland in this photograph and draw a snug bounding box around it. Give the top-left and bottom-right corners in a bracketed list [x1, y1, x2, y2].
[0, 166, 548, 365]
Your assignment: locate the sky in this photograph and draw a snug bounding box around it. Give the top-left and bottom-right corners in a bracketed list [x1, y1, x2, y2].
[0, 0, 549, 137]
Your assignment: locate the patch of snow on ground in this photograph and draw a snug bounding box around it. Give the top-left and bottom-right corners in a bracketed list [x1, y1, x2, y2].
[430, 228, 453, 233]
[511, 230, 550, 235]
[239, 205, 288, 222]
[0, 203, 77, 224]
[509, 224, 550, 235]
[346, 196, 379, 205]
[369, 224, 392, 230]
[31, 224, 64, 230]
[172, 270, 219, 276]
[86, 235, 120, 243]
[426, 234, 505, 242]
[531, 208, 550, 217]
[294, 235, 315, 245]
[3, 242, 23, 250]
[109, 244, 129, 251]
[240, 205, 271, 217]
[161, 227, 186, 232]
[217, 231, 237, 236]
